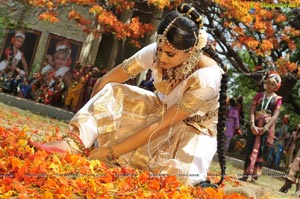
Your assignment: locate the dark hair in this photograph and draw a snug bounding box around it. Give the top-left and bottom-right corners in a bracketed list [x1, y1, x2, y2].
[229, 98, 236, 107]
[157, 4, 202, 50]
[202, 45, 228, 186]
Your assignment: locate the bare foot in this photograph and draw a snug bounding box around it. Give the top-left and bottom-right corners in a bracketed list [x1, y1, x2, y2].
[29, 140, 71, 154]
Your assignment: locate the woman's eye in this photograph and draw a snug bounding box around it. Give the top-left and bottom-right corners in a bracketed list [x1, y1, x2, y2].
[167, 52, 175, 57]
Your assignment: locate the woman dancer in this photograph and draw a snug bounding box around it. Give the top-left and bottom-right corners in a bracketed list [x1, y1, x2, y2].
[239, 73, 282, 182]
[31, 3, 228, 187]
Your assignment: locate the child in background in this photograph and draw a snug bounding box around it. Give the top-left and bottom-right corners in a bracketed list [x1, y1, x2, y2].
[239, 73, 282, 182]
[0, 31, 29, 79]
[40, 54, 54, 75]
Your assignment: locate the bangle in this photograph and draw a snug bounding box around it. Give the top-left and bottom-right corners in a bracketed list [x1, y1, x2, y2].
[250, 121, 255, 126]
[106, 145, 117, 162]
[263, 126, 268, 132]
[63, 133, 89, 157]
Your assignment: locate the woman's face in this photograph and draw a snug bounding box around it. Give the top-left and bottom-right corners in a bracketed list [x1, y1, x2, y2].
[14, 37, 25, 49]
[264, 79, 277, 93]
[157, 44, 190, 69]
[54, 52, 68, 68]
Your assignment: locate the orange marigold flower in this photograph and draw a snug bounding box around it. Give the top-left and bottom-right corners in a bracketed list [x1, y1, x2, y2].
[89, 5, 104, 14]
[232, 26, 245, 35]
[253, 20, 267, 33]
[260, 39, 273, 51]
[244, 37, 260, 51]
[148, 0, 170, 10]
[240, 15, 253, 26]
[38, 12, 60, 23]
[68, 10, 81, 20]
[275, 14, 287, 23]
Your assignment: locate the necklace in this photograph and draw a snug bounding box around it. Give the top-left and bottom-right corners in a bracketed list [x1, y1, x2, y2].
[261, 92, 274, 111]
[153, 45, 204, 95]
[160, 49, 202, 87]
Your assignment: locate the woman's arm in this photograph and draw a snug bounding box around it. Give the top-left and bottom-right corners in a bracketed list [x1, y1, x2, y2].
[249, 97, 260, 135]
[264, 108, 280, 130]
[263, 96, 282, 131]
[256, 108, 281, 136]
[88, 104, 191, 160]
[90, 64, 130, 98]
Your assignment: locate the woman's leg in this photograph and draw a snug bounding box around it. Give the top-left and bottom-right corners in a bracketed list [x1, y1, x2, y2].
[266, 146, 275, 164]
[29, 140, 70, 153]
[187, 134, 217, 186]
[274, 145, 283, 169]
[31, 83, 162, 157]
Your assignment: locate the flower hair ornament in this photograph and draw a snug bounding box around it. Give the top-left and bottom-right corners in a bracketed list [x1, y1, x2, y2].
[196, 29, 208, 50]
[56, 41, 72, 57]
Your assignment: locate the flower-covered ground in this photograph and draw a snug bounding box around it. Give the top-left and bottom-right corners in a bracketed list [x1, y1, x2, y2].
[0, 102, 274, 199]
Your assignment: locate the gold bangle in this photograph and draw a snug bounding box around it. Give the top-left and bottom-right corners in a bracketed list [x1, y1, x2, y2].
[107, 145, 117, 162]
[263, 126, 268, 132]
[63, 133, 89, 157]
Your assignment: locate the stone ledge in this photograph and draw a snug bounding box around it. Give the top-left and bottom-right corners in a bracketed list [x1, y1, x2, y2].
[0, 92, 74, 121]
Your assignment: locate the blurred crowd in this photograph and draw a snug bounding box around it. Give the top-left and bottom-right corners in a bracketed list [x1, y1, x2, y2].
[0, 30, 155, 112]
[0, 60, 107, 112]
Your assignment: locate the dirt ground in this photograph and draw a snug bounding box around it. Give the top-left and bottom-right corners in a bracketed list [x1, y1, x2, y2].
[210, 159, 298, 199]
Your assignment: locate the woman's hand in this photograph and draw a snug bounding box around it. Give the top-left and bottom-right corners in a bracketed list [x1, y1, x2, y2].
[257, 127, 265, 135]
[251, 125, 259, 135]
[88, 147, 110, 161]
[251, 125, 265, 136]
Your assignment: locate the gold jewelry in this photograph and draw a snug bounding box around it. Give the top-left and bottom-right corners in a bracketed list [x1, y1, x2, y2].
[186, 7, 195, 16]
[106, 145, 117, 162]
[156, 15, 198, 53]
[195, 16, 202, 23]
[184, 109, 218, 123]
[153, 48, 202, 95]
[63, 133, 89, 156]
[121, 56, 144, 79]
[163, 49, 202, 86]
[156, 16, 192, 52]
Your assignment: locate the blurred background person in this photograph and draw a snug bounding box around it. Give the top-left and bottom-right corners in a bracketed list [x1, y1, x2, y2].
[224, 98, 240, 152]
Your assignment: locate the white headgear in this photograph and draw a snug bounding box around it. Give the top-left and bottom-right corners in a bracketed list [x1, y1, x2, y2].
[15, 32, 25, 39]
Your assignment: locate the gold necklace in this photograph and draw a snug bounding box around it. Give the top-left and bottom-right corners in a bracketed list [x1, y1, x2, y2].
[162, 49, 202, 86]
[153, 47, 203, 95]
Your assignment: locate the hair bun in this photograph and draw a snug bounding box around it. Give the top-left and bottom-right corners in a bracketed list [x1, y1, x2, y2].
[177, 3, 203, 28]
